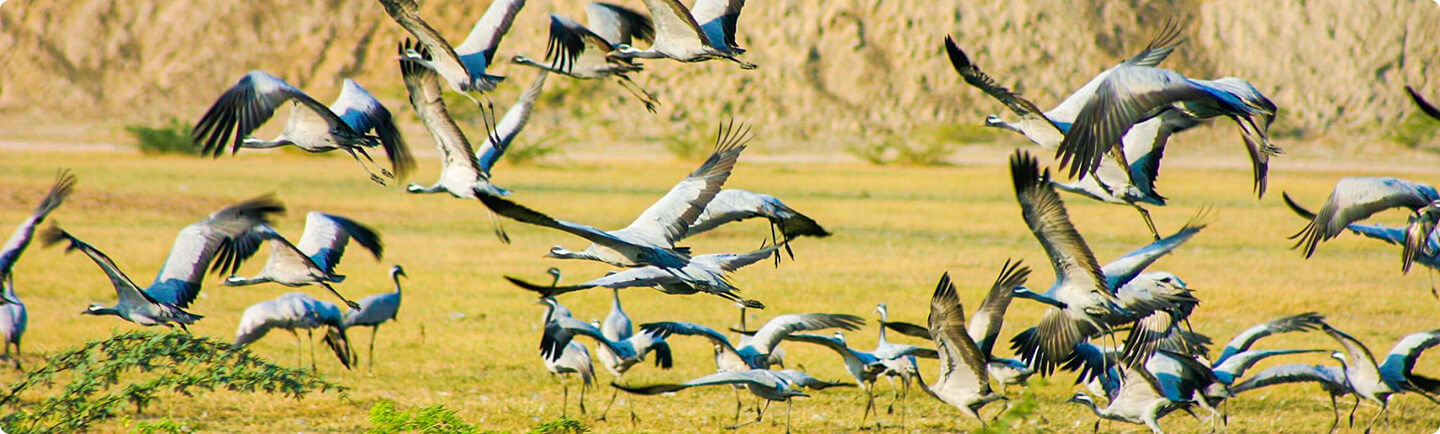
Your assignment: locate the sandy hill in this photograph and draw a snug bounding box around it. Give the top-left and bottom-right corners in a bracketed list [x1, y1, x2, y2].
[1, 0, 1437, 153]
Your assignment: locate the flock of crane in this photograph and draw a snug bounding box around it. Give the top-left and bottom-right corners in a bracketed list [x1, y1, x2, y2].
[2, 0, 1440, 432]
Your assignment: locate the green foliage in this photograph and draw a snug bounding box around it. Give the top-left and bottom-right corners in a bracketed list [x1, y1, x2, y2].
[125, 416, 194, 434]
[0, 331, 345, 433]
[530, 417, 587, 434]
[846, 124, 961, 166]
[125, 119, 199, 155]
[505, 132, 564, 166]
[368, 400, 478, 434]
[1389, 114, 1440, 150]
[977, 385, 1043, 433]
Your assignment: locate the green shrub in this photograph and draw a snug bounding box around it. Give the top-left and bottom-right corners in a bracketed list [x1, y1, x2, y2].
[530, 417, 587, 434]
[125, 119, 199, 155]
[0, 331, 344, 433]
[368, 400, 479, 434]
[506, 132, 564, 166]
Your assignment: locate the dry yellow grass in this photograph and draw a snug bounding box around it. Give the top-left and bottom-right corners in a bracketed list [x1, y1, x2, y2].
[0, 146, 1439, 432]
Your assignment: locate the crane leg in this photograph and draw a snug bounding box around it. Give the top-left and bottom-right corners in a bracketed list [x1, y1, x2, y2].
[290, 329, 303, 369]
[733, 388, 743, 426]
[899, 378, 909, 430]
[598, 387, 618, 421]
[614, 75, 659, 114]
[579, 381, 587, 416]
[560, 378, 569, 418]
[368, 325, 379, 370]
[344, 148, 389, 186]
[859, 385, 875, 428]
[785, 399, 793, 434]
[1134, 205, 1161, 241]
[1349, 396, 1361, 427]
[1362, 401, 1388, 434]
[1329, 393, 1340, 434]
[307, 329, 317, 371]
[629, 396, 641, 425]
[319, 281, 361, 310]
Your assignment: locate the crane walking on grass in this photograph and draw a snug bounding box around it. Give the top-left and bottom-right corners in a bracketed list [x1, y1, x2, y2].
[234, 292, 354, 370]
[344, 265, 406, 369]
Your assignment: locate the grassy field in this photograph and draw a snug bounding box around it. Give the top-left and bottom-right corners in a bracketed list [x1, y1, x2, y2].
[1, 147, 1439, 433]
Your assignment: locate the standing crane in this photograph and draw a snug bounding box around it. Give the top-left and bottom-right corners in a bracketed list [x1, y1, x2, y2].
[344, 265, 406, 369]
[0, 170, 76, 367]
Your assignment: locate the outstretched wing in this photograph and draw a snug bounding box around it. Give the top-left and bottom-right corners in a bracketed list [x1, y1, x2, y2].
[690, 0, 745, 51]
[639, 321, 738, 354]
[927, 272, 993, 397]
[1290, 177, 1438, 258]
[296, 212, 383, 274]
[151, 195, 285, 307]
[41, 224, 158, 308]
[477, 71, 548, 175]
[586, 2, 655, 46]
[944, 35, 1055, 125]
[454, 0, 526, 76]
[619, 120, 750, 245]
[748, 313, 864, 355]
[1407, 86, 1440, 121]
[330, 79, 415, 181]
[1101, 210, 1209, 289]
[967, 259, 1028, 358]
[1010, 151, 1109, 298]
[192, 71, 348, 157]
[0, 170, 76, 279]
[399, 43, 484, 178]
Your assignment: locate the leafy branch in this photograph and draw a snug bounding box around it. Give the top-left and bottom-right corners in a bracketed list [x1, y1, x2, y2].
[0, 330, 346, 433]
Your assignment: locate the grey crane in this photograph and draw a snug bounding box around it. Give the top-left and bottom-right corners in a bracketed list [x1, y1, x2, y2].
[233, 292, 354, 370]
[538, 299, 671, 380]
[539, 297, 595, 417]
[642, 313, 862, 419]
[504, 242, 781, 307]
[610, 0, 757, 70]
[396, 47, 543, 244]
[1050, 63, 1278, 190]
[912, 272, 1007, 427]
[945, 25, 1214, 239]
[377, 0, 525, 99]
[1231, 361, 1353, 432]
[223, 212, 383, 310]
[0, 170, 76, 366]
[1007, 196, 1208, 375]
[591, 289, 675, 423]
[0, 170, 75, 304]
[41, 195, 283, 329]
[946, 21, 1184, 151]
[0, 276, 23, 369]
[512, 2, 660, 112]
[402, 42, 548, 201]
[1066, 348, 1199, 434]
[613, 369, 851, 432]
[479, 121, 750, 269]
[191, 71, 413, 185]
[1317, 323, 1440, 432]
[343, 265, 406, 369]
[1282, 178, 1440, 273]
[685, 189, 831, 263]
[1004, 151, 1130, 374]
[642, 313, 863, 372]
[1284, 195, 1440, 277]
[869, 303, 941, 420]
[780, 331, 889, 428]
